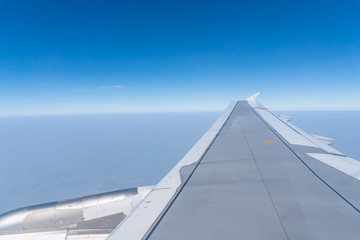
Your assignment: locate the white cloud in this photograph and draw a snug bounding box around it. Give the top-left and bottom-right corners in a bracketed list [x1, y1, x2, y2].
[95, 85, 124, 89]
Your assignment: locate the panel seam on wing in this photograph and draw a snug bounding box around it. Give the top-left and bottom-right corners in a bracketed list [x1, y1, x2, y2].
[249, 102, 360, 215]
[105, 101, 237, 240]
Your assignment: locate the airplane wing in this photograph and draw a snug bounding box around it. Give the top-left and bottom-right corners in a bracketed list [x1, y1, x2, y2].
[107, 93, 360, 240]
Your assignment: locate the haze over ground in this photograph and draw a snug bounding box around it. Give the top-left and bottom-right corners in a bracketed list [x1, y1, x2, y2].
[0, 110, 359, 214]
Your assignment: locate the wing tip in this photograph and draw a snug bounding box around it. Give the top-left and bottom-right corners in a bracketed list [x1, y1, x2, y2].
[246, 92, 261, 107]
[246, 92, 261, 102]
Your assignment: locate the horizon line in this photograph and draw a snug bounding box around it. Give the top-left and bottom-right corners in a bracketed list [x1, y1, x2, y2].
[1, 107, 360, 117]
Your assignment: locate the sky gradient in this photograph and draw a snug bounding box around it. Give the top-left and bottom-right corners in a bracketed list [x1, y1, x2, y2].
[1, 0, 359, 115]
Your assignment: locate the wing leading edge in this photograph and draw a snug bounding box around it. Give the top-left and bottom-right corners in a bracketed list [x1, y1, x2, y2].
[108, 95, 360, 240]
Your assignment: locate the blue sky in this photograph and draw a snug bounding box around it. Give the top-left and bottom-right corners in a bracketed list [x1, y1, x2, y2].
[0, 0, 359, 115]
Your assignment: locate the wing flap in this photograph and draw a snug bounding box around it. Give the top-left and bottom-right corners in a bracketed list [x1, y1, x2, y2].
[306, 153, 360, 180]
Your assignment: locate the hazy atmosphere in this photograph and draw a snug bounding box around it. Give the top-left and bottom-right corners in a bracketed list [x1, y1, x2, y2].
[1, 110, 359, 214]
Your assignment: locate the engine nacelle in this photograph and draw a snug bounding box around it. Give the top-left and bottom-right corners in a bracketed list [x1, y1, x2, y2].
[0, 186, 153, 237]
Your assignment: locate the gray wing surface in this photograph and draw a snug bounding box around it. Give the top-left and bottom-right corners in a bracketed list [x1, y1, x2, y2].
[108, 96, 360, 240]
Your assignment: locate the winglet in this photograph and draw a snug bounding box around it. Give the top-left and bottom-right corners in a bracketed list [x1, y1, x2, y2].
[246, 92, 260, 102]
[246, 92, 261, 107]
